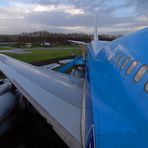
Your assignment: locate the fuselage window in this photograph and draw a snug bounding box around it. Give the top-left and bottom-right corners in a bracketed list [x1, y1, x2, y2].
[114, 53, 120, 64]
[134, 65, 148, 82]
[145, 81, 148, 93]
[117, 55, 124, 66]
[121, 57, 130, 70]
[126, 61, 138, 75]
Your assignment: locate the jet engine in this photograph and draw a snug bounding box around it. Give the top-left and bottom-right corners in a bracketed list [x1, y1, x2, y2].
[0, 80, 18, 135]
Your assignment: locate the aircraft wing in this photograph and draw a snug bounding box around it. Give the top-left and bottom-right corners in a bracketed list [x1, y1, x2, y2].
[68, 40, 88, 45]
[68, 40, 110, 47]
[0, 54, 84, 148]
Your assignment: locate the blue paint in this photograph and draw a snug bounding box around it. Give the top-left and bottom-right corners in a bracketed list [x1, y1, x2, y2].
[85, 28, 148, 148]
[58, 56, 84, 73]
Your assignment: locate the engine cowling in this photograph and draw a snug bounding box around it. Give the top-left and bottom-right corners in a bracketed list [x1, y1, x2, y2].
[0, 80, 18, 135]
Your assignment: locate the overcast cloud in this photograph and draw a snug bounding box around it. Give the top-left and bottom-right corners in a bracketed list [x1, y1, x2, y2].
[0, 0, 147, 34]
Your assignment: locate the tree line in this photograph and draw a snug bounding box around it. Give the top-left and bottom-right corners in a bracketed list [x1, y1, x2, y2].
[0, 31, 122, 46]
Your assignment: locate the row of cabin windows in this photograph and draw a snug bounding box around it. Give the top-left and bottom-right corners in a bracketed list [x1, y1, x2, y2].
[113, 52, 148, 93]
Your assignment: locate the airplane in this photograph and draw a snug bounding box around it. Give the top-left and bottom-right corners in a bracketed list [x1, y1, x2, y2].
[0, 14, 147, 148]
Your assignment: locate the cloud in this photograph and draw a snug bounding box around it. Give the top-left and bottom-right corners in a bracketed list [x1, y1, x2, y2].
[126, 0, 148, 15]
[0, 0, 147, 34]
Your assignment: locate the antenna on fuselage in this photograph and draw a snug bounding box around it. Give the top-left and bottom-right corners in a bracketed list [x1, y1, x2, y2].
[94, 11, 98, 41]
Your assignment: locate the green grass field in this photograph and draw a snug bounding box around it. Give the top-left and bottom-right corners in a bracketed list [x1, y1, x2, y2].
[0, 46, 14, 50]
[4, 48, 82, 63]
[27, 45, 78, 50]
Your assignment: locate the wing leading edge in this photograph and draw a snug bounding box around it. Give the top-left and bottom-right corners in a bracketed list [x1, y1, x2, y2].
[0, 54, 84, 148]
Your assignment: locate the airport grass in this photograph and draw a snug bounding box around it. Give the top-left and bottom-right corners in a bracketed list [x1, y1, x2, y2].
[51, 45, 76, 48]
[4, 48, 82, 63]
[27, 45, 77, 50]
[0, 46, 14, 50]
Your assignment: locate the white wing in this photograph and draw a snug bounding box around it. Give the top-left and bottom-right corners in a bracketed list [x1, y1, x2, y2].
[0, 54, 84, 148]
[68, 40, 88, 46]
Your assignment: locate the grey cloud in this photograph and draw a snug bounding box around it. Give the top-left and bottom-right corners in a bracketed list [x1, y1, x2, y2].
[0, 0, 147, 34]
[23, 9, 137, 35]
[34, 0, 106, 12]
[126, 0, 148, 15]
[25, 10, 135, 28]
[34, 0, 148, 17]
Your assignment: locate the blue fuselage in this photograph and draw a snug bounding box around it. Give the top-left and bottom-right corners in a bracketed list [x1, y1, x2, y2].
[85, 28, 148, 148]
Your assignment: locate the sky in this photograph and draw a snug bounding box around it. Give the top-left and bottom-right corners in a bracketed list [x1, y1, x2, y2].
[0, 0, 147, 34]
